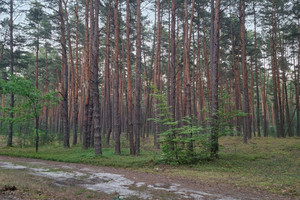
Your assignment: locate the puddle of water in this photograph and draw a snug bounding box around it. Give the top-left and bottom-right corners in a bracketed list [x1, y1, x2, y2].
[147, 183, 217, 199]
[0, 162, 27, 170]
[135, 182, 145, 187]
[31, 169, 86, 181]
[82, 173, 151, 199]
[190, 193, 204, 200]
[0, 161, 240, 200]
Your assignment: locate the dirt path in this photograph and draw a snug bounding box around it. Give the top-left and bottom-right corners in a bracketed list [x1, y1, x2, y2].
[0, 156, 293, 200]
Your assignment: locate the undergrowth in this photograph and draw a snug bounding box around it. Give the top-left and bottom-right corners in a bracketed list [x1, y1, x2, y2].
[0, 135, 299, 197]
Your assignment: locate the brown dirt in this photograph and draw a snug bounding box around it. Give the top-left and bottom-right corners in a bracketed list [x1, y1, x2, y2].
[0, 155, 296, 200]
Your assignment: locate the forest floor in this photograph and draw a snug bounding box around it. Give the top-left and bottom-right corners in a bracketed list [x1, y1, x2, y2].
[0, 155, 296, 200]
[0, 136, 299, 199]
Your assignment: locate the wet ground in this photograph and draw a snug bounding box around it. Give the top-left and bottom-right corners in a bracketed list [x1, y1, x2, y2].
[0, 156, 293, 200]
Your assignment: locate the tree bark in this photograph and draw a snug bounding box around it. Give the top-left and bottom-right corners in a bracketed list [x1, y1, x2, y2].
[103, 0, 112, 145]
[240, 0, 251, 143]
[183, 0, 191, 119]
[210, 0, 220, 158]
[170, 0, 176, 120]
[83, 0, 90, 149]
[90, 0, 102, 155]
[270, 2, 283, 138]
[126, 0, 135, 155]
[230, 13, 242, 136]
[73, 0, 79, 145]
[153, 0, 161, 149]
[8, 0, 14, 147]
[113, 0, 121, 155]
[59, 0, 69, 148]
[296, 19, 300, 136]
[35, 23, 39, 152]
[253, 2, 260, 137]
[45, 45, 49, 138]
[134, 0, 142, 155]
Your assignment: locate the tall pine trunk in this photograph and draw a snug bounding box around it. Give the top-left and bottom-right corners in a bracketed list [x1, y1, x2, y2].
[113, 0, 121, 155]
[35, 23, 39, 152]
[134, 0, 142, 155]
[253, 3, 260, 137]
[59, 0, 69, 148]
[210, 0, 220, 158]
[270, 3, 283, 138]
[91, 0, 102, 155]
[83, 0, 91, 149]
[73, 1, 79, 145]
[153, 0, 161, 149]
[240, 0, 251, 143]
[8, 0, 14, 147]
[126, 0, 135, 155]
[230, 13, 242, 136]
[103, 1, 112, 145]
[170, 0, 176, 120]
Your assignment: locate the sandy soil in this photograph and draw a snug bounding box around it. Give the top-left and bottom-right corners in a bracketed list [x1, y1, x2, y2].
[0, 156, 295, 200]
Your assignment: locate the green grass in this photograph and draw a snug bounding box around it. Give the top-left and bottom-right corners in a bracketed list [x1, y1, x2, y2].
[0, 144, 159, 168]
[0, 136, 299, 197]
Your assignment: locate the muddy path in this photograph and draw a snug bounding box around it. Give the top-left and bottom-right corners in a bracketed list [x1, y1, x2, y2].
[0, 156, 293, 200]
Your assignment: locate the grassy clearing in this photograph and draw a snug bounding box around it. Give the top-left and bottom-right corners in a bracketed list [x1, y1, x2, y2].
[0, 135, 299, 197]
[160, 137, 300, 196]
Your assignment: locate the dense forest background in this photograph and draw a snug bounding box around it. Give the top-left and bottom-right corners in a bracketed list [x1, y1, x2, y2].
[0, 0, 299, 160]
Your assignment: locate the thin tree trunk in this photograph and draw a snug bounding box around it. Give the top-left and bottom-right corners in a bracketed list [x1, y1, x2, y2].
[167, 0, 171, 109]
[59, 0, 69, 148]
[253, 3, 260, 137]
[170, 0, 176, 120]
[90, 0, 102, 155]
[240, 0, 250, 143]
[296, 18, 300, 136]
[126, 0, 134, 155]
[230, 13, 242, 136]
[134, 0, 142, 155]
[8, 0, 14, 147]
[63, 0, 75, 145]
[197, 20, 205, 122]
[153, 0, 161, 149]
[113, 0, 121, 155]
[202, 22, 211, 104]
[45, 45, 49, 138]
[250, 62, 255, 137]
[270, 2, 283, 138]
[183, 0, 191, 118]
[83, 0, 90, 149]
[73, 1, 79, 145]
[35, 23, 40, 152]
[210, 0, 220, 158]
[103, 0, 112, 145]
